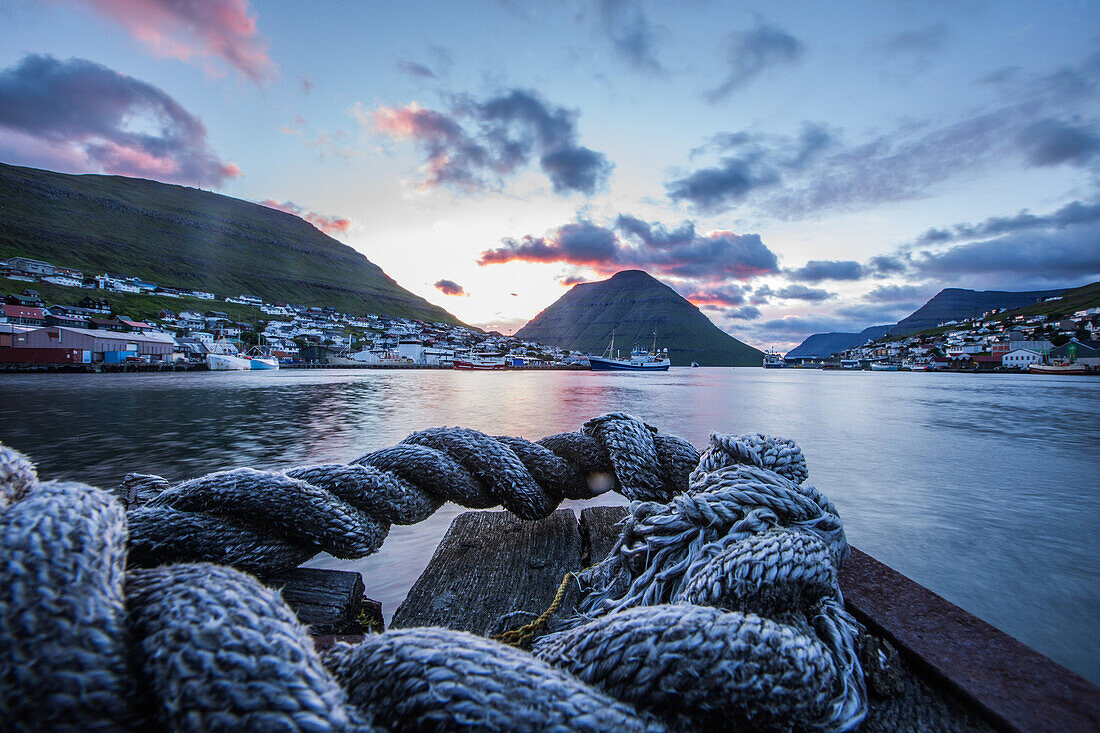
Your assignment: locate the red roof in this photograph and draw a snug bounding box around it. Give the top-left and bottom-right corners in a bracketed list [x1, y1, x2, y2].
[2, 304, 44, 318]
[121, 320, 153, 329]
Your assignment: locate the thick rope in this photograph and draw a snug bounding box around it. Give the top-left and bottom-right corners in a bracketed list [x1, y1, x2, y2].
[125, 413, 699, 575]
[0, 415, 867, 732]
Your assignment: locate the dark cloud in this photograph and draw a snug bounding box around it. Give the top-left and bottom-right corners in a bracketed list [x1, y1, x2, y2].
[666, 123, 832, 212]
[594, 0, 664, 74]
[479, 215, 780, 282]
[396, 60, 437, 79]
[1017, 119, 1100, 167]
[673, 50, 1100, 218]
[706, 19, 804, 102]
[914, 197, 1100, 246]
[481, 222, 618, 267]
[259, 200, 350, 235]
[560, 274, 590, 286]
[725, 305, 762, 320]
[867, 255, 908, 275]
[433, 279, 468, 296]
[776, 284, 834, 301]
[679, 283, 747, 308]
[786, 260, 865, 283]
[0, 54, 240, 186]
[863, 284, 928, 303]
[615, 214, 695, 246]
[909, 223, 1100, 284]
[371, 89, 611, 195]
[73, 0, 277, 84]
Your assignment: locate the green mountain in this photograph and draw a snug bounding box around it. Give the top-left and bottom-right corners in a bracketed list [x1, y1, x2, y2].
[515, 270, 763, 366]
[889, 286, 1068, 335]
[0, 163, 461, 324]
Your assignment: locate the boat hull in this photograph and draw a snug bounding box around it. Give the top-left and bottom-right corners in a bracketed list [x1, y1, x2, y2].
[249, 357, 279, 370]
[589, 356, 670, 371]
[206, 353, 251, 371]
[1029, 364, 1089, 375]
[453, 359, 506, 370]
[869, 363, 900, 371]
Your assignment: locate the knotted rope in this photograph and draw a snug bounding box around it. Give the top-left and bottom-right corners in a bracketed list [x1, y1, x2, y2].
[0, 414, 867, 732]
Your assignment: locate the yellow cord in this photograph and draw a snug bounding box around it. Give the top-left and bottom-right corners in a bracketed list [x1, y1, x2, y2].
[490, 570, 579, 647]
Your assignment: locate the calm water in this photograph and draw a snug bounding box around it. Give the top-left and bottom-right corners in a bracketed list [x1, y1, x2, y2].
[2, 368, 1098, 682]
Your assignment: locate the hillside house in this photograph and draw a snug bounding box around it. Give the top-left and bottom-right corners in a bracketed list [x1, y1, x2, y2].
[1, 305, 45, 326]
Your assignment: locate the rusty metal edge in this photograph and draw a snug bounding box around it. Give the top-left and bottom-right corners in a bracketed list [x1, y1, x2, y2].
[839, 547, 1100, 733]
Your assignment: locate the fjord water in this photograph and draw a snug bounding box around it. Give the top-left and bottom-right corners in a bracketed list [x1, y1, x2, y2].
[2, 368, 1097, 683]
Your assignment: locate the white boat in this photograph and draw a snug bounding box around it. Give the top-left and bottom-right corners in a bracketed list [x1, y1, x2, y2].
[206, 339, 251, 370]
[453, 355, 507, 370]
[245, 344, 279, 370]
[763, 350, 787, 368]
[206, 352, 252, 370]
[869, 362, 899, 371]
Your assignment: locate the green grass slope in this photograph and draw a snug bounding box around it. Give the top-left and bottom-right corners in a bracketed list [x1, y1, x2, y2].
[0, 162, 462, 324]
[515, 270, 763, 366]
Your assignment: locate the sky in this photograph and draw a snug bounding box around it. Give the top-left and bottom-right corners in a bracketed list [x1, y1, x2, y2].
[0, 0, 1098, 349]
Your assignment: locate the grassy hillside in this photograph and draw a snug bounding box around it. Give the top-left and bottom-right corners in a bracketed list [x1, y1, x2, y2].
[988, 281, 1099, 322]
[0, 163, 462, 324]
[515, 270, 763, 366]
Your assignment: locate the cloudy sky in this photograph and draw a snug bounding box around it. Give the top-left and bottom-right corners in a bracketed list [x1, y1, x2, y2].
[1, 1, 1098, 348]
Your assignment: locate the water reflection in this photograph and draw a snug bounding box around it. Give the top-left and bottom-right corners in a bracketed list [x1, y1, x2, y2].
[1, 368, 1098, 683]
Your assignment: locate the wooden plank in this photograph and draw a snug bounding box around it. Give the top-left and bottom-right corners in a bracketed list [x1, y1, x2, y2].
[391, 509, 581, 636]
[578, 505, 628, 565]
[840, 547, 1100, 733]
[265, 567, 381, 635]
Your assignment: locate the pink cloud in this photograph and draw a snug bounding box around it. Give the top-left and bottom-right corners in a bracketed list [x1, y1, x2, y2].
[259, 199, 351, 235]
[0, 54, 241, 186]
[72, 0, 277, 84]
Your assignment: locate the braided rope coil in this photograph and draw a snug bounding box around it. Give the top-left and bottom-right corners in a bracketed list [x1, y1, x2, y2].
[0, 414, 867, 732]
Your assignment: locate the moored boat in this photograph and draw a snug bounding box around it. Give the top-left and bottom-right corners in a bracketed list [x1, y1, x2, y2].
[206, 352, 252, 370]
[453, 356, 507, 370]
[206, 339, 251, 370]
[869, 362, 900, 371]
[762, 350, 787, 368]
[1029, 363, 1090, 375]
[588, 333, 671, 371]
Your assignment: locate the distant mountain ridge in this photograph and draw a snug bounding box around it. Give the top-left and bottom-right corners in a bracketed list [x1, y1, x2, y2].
[785, 325, 892, 358]
[0, 163, 462, 323]
[785, 286, 1075, 357]
[515, 270, 763, 366]
[888, 287, 1068, 335]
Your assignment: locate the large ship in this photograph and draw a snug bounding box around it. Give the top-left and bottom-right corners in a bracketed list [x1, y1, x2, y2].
[589, 334, 670, 371]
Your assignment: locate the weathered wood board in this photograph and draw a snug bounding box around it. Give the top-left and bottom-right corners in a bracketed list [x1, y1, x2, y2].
[391, 509, 582, 636]
[390, 506, 1100, 733]
[266, 567, 381, 635]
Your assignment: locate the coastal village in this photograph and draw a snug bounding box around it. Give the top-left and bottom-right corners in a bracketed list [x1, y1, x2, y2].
[780, 298, 1100, 372]
[3, 254, 1099, 373]
[0, 255, 589, 369]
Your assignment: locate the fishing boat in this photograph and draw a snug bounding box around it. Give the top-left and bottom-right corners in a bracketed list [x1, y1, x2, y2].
[589, 333, 670, 371]
[205, 339, 251, 371]
[245, 340, 280, 370]
[1029, 362, 1089, 375]
[869, 362, 900, 371]
[762, 350, 787, 369]
[453, 355, 507, 370]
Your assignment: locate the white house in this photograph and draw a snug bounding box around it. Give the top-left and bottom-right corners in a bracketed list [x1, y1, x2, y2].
[1002, 349, 1043, 368]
